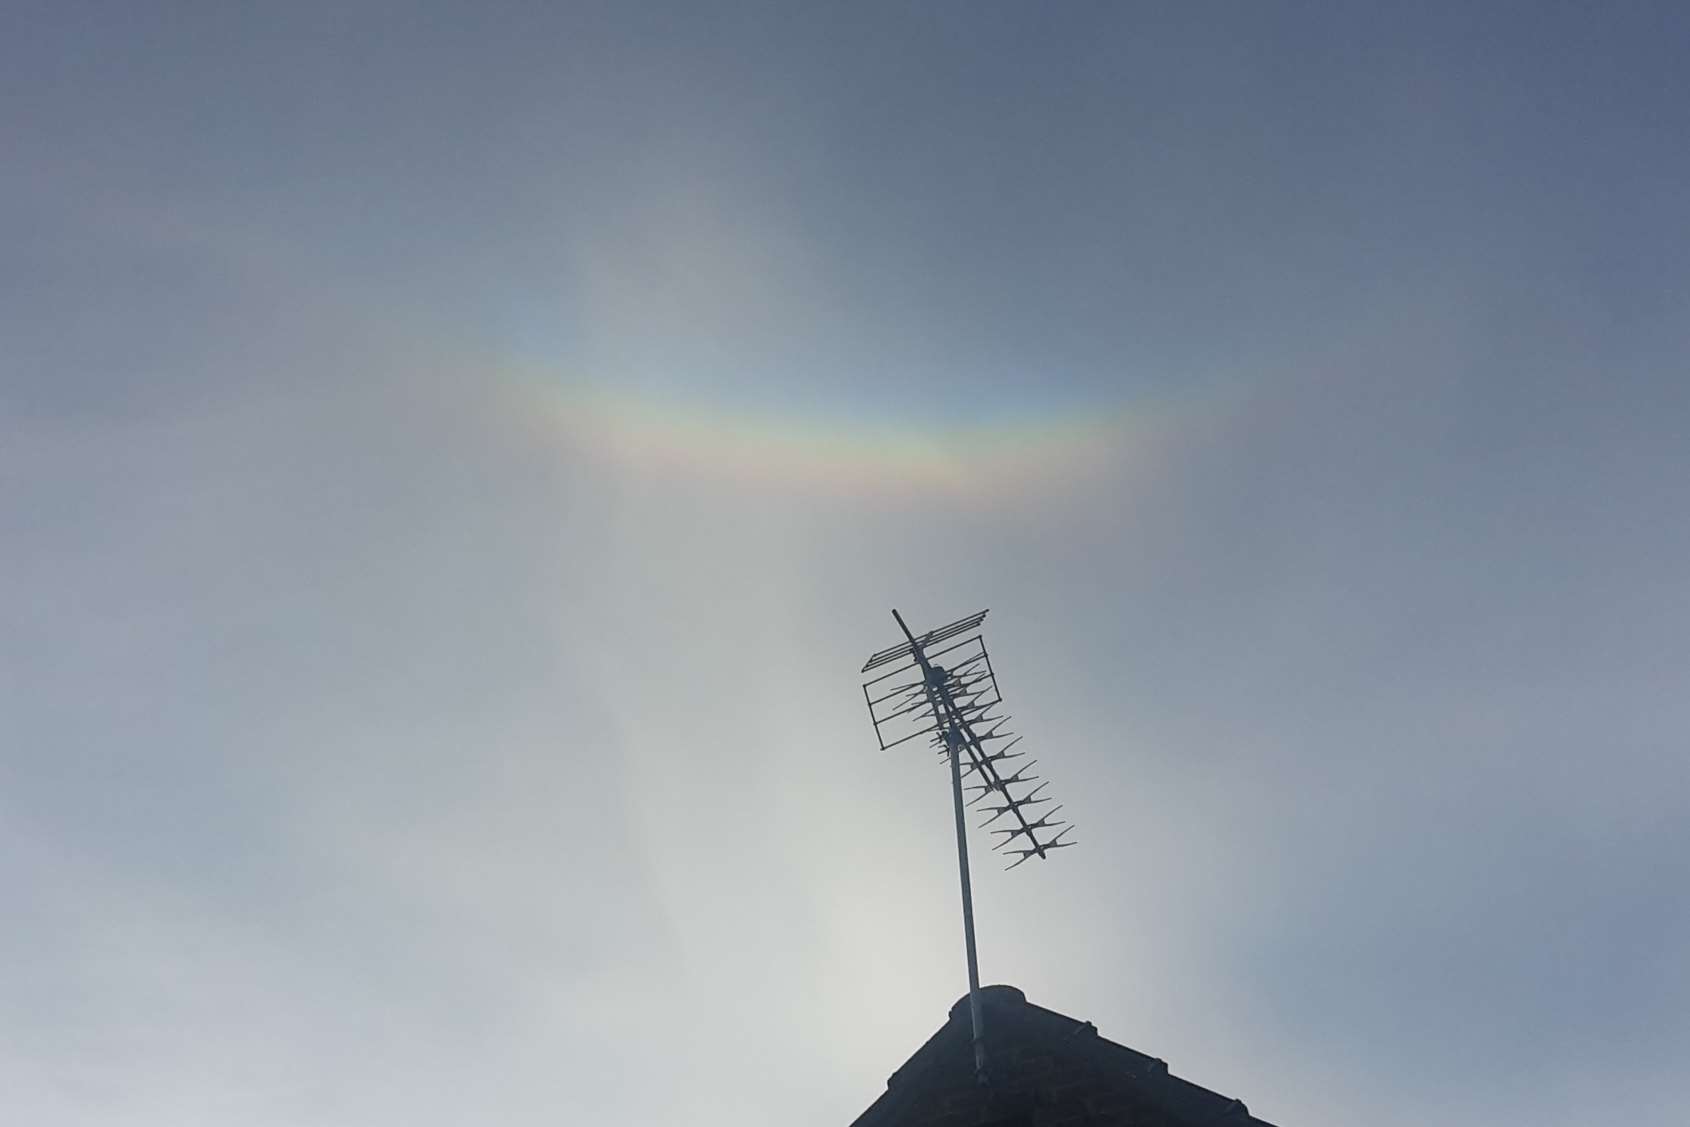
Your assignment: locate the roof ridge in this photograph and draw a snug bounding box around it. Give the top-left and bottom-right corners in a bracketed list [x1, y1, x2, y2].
[850, 988, 1278, 1127]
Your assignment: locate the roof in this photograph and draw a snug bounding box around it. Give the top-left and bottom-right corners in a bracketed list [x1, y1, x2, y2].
[850, 985, 1280, 1127]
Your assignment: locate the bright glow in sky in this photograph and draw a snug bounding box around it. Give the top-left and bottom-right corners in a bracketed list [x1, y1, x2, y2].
[5, 5, 1689, 1125]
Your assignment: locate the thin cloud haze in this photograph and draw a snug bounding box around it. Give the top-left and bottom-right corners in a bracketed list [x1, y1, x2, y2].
[4, 5, 1688, 1126]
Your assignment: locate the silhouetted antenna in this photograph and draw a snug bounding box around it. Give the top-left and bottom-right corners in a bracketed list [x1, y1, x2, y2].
[859, 608, 1077, 1087]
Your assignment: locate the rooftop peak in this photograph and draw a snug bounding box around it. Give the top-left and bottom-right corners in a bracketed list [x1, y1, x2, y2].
[948, 983, 1025, 1020]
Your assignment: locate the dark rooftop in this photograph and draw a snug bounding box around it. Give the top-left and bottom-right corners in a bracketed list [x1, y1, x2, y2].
[851, 984, 1279, 1127]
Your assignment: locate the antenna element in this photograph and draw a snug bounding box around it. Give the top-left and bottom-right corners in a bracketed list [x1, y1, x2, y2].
[859, 608, 1077, 1087]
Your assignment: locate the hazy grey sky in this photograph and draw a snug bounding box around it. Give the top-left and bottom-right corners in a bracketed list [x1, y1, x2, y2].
[4, 4, 1688, 1124]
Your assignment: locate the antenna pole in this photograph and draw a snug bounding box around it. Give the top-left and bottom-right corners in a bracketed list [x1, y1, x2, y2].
[946, 722, 988, 1085]
[893, 609, 988, 1086]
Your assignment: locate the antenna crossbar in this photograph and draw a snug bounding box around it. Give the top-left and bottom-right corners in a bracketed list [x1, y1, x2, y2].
[860, 609, 989, 673]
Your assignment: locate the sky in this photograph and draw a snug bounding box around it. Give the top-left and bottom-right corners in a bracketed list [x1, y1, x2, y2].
[4, 3, 1689, 1124]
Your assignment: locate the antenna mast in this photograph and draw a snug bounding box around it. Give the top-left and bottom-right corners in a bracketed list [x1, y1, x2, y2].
[860, 608, 1076, 1086]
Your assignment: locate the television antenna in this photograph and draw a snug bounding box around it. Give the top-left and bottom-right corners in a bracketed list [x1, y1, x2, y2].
[860, 608, 1075, 1086]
